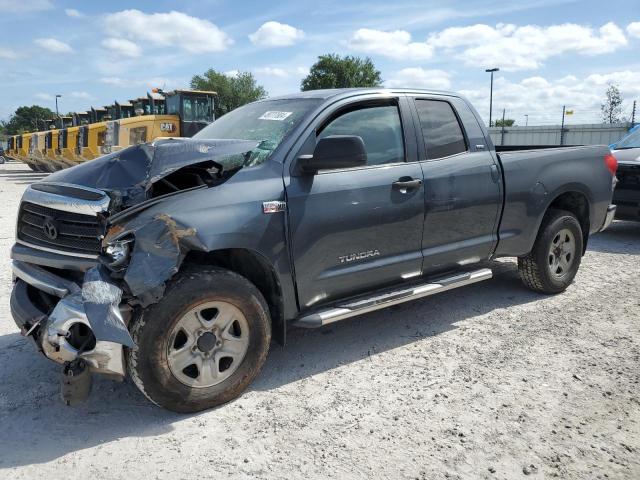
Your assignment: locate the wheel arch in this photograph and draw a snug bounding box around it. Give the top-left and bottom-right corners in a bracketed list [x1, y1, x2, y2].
[544, 190, 591, 254]
[182, 248, 286, 345]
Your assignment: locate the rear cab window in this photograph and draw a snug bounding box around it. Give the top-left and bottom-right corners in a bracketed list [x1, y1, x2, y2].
[414, 99, 468, 160]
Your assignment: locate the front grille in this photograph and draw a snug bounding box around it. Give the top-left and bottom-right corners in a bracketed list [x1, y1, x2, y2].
[17, 201, 103, 255]
[617, 167, 640, 191]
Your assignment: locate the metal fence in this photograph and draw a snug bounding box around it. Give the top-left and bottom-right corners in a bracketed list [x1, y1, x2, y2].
[488, 122, 633, 146]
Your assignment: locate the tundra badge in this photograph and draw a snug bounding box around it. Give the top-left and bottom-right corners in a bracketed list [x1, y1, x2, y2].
[339, 250, 380, 263]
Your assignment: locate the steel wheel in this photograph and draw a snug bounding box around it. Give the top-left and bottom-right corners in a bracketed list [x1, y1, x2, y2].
[167, 301, 250, 388]
[547, 228, 576, 280]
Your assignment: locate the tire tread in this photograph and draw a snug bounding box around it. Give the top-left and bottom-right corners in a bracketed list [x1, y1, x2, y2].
[126, 267, 271, 412]
[517, 208, 583, 294]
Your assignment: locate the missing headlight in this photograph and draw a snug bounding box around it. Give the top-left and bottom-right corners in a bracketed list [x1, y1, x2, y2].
[104, 239, 132, 269]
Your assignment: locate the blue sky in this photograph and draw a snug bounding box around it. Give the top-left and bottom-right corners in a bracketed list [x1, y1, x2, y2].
[1, 0, 639, 125]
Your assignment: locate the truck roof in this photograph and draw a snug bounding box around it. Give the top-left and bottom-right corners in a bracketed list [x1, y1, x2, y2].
[267, 87, 457, 101]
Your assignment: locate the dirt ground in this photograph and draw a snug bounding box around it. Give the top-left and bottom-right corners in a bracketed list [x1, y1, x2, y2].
[0, 161, 638, 480]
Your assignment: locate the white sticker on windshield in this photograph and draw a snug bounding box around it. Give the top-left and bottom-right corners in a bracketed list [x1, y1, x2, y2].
[259, 111, 293, 121]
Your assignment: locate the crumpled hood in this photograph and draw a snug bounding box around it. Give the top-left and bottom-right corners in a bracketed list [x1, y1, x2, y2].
[45, 137, 259, 207]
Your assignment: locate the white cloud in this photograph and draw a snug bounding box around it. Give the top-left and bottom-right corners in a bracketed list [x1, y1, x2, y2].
[428, 22, 628, 71]
[100, 77, 127, 87]
[65, 8, 84, 18]
[34, 38, 73, 53]
[254, 66, 310, 80]
[35, 93, 54, 101]
[627, 22, 640, 39]
[255, 67, 289, 78]
[102, 38, 142, 58]
[0, 47, 19, 60]
[349, 29, 433, 60]
[68, 91, 94, 100]
[249, 21, 304, 47]
[385, 68, 451, 90]
[99, 76, 178, 90]
[459, 70, 640, 124]
[0, 0, 52, 13]
[103, 10, 232, 53]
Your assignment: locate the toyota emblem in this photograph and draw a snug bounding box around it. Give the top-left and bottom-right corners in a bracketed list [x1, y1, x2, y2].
[43, 218, 58, 240]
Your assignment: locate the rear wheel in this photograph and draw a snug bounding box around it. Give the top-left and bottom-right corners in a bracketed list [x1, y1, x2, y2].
[518, 209, 583, 294]
[127, 267, 271, 413]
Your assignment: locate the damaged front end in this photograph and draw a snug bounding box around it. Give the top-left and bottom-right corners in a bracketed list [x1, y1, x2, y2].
[12, 261, 132, 378]
[10, 138, 259, 402]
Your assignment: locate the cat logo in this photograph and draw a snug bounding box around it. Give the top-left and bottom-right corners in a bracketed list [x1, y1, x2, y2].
[160, 122, 176, 133]
[338, 250, 380, 264]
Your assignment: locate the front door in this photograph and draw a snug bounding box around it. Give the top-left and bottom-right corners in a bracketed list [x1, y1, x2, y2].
[286, 98, 425, 309]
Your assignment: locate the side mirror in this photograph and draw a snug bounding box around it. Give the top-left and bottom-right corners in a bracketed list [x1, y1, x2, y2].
[296, 135, 367, 174]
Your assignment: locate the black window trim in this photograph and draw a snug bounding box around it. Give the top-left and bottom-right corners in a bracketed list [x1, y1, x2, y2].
[412, 96, 470, 162]
[314, 97, 410, 174]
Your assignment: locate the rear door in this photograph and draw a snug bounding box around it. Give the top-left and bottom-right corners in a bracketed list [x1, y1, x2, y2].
[285, 96, 425, 309]
[410, 96, 502, 273]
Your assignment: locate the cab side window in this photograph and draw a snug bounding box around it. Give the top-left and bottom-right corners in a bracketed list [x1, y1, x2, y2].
[415, 99, 467, 160]
[318, 104, 405, 166]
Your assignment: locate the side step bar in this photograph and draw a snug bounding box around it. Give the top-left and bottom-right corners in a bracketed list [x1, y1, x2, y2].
[293, 268, 492, 328]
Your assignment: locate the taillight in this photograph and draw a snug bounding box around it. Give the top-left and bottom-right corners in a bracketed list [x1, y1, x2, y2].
[604, 153, 618, 175]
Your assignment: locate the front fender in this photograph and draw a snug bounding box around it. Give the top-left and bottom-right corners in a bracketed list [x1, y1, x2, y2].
[104, 163, 297, 317]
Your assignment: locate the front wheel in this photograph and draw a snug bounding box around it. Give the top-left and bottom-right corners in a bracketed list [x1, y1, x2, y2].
[518, 209, 583, 294]
[127, 267, 272, 413]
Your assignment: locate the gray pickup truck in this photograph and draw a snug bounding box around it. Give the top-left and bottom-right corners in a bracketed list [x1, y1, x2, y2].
[10, 88, 617, 412]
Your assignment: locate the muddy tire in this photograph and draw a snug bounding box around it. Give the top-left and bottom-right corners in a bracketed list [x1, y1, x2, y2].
[127, 267, 271, 413]
[518, 209, 583, 294]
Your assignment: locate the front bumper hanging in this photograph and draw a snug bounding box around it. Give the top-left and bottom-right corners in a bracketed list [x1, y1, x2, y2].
[10, 260, 133, 378]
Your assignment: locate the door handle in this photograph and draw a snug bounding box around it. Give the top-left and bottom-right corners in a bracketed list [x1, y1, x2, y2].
[392, 177, 422, 191]
[490, 164, 500, 183]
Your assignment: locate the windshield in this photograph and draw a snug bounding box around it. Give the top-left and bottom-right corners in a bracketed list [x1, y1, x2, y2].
[612, 127, 640, 149]
[193, 98, 320, 166]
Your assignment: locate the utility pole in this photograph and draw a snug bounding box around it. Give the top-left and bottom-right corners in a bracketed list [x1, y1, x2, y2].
[485, 67, 499, 127]
[500, 108, 506, 145]
[524, 114, 529, 127]
[560, 105, 566, 146]
[632, 100, 637, 128]
[55, 94, 62, 129]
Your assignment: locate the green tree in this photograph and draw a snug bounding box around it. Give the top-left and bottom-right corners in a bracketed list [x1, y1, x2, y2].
[494, 118, 515, 127]
[601, 83, 624, 124]
[3, 105, 57, 134]
[301, 54, 382, 91]
[190, 69, 267, 118]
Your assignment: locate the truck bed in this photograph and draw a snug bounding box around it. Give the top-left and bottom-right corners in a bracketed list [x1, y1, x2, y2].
[494, 144, 613, 257]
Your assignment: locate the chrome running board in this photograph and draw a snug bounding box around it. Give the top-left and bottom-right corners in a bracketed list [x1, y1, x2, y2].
[293, 268, 492, 328]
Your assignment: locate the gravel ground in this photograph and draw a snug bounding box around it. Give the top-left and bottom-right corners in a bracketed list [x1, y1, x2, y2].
[0, 161, 638, 480]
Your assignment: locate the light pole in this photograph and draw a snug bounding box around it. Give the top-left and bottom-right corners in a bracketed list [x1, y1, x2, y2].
[55, 94, 62, 128]
[524, 114, 529, 127]
[560, 105, 566, 146]
[485, 68, 499, 127]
